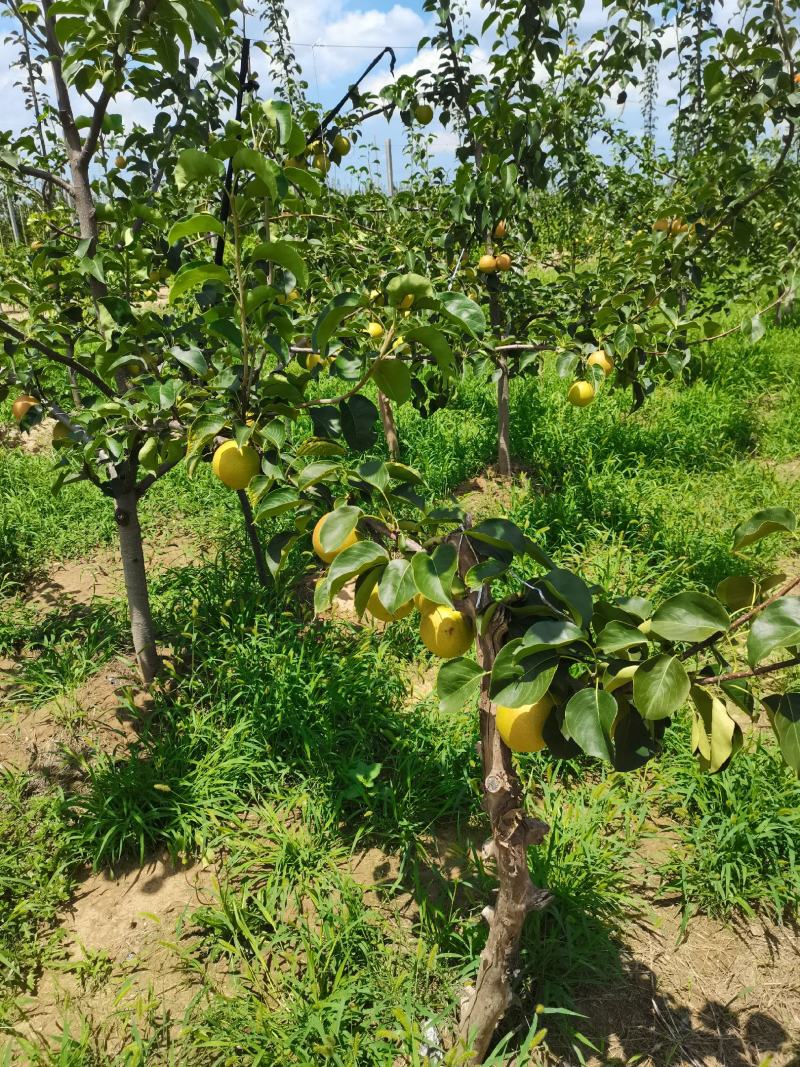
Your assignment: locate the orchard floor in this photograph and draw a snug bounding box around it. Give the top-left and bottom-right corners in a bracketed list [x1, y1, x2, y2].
[3, 320, 800, 1064]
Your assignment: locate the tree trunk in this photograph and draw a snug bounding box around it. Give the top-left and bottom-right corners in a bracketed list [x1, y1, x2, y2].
[114, 489, 160, 685]
[496, 355, 511, 478]
[458, 612, 550, 1063]
[487, 288, 511, 477]
[378, 390, 400, 460]
[237, 489, 270, 587]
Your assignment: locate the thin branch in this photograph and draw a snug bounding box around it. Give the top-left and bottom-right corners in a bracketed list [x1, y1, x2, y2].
[695, 654, 800, 686]
[7, 0, 47, 48]
[297, 323, 396, 409]
[78, 0, 160, 167]
[0, 317, 117, 398]
[0, 158, 74, 197]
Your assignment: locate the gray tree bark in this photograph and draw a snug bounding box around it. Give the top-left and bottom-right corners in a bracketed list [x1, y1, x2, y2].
[114, 489, 160, 686]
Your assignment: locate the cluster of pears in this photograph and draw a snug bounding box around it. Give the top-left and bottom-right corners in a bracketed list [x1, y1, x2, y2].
[652, 216, 690, 236]
[476, 220, 512, 274]
[312, 512, 474, 658]
[567, 348, 613, 407]
[288, 132, 352, 176]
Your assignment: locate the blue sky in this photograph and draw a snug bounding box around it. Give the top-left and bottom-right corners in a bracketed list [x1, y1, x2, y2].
[0, 0, 678, 188]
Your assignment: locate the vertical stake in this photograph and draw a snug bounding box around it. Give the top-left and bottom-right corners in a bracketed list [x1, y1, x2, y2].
[385, 138, 395, 197]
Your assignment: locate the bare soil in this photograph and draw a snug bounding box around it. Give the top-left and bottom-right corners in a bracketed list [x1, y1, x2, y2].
[9, 853, 218, 1059]
[571, 904, 800, 1067]
[26, 532, 207, 611]
[0, 658, 144, 788]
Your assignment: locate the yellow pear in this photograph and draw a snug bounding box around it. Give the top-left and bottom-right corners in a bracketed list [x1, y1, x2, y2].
[312, 513, 359, 563]
[495, 695, 554, 752]
[419, 606, 474, 658]
[212, 441, 260, 490]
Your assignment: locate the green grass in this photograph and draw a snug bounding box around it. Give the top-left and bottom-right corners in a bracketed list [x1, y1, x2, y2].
[0, 771, 74, 1025]
[654, 719, 800, 921]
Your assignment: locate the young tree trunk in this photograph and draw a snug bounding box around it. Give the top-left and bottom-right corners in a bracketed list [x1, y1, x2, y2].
[237, 489, 270, 587]
[458, 611, 551, 1063]
[496, 355, 511, 478]
[114, 489, 161, 685]
[378, 390, 400, 460]
[487, 288, 511, 477]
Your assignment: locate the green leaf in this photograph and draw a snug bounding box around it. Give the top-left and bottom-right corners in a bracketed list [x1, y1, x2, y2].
[312, 293, 361, 354]
[232, 147, 278, 201]
[403, 326, 455, 377]
[613, 323, 636, 356]
[284, 166, 322, 197]
[633, 654, 690, 720]
[108, 0, 130, 29]
[167, 212, 225, 246]
[468, 519, 552, 567]
[490, 652, 557, 709]
[541, 568, 593, 626]
[437, 657, 484, 714]
[356, 459, 389, 493]
[373, 360, 411, 404]
[650, 591, 729, 643]
[378, 558, 416, 615]
[439, 292, 485, 336]
[187, 414, 225, 456]
[596, 621, 649, 654]
[354, 567, 383, 618]
[690, 686, 742, 772]
[520, 618, 586, 653]
[747, 596, 800, 666]
[386, 272, 435, 307]
[715, 575, 759, 612]
[255, 488, 300, 520]
[564, 688, 617, 762]
[169, 263, 229, 302]
[249, 240, 308, 289]
[296, 460, 339, 489]
[175, 149, 225, 190]
[328, 541, 390, 589]
[171, 346, 208, 375]
[319, 506, 361, 554]
[720, 677, 755, 718]
[412, 544, 458, 607]
[764, 692, 800, 773]
[340, 395, 379, 451]
[733, 507, 797, 550]
[612, 705, 658, 771]
[265, 531, 297, 577]
[262, 99, 293, 145]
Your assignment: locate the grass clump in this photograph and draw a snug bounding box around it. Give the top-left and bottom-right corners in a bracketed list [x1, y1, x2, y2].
[0, 771, 74, 1024]
[655, 720, 800, 921]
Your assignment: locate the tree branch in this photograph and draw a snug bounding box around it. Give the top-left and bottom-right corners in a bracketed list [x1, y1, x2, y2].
[0, 317, 117, 399]
[695, 654, 800, 686]
[78, 0, 160, 167]
[0, 158, 74, 198]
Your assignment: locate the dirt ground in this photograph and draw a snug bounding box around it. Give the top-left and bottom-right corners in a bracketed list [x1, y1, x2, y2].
[575, 904, 800, 1067]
